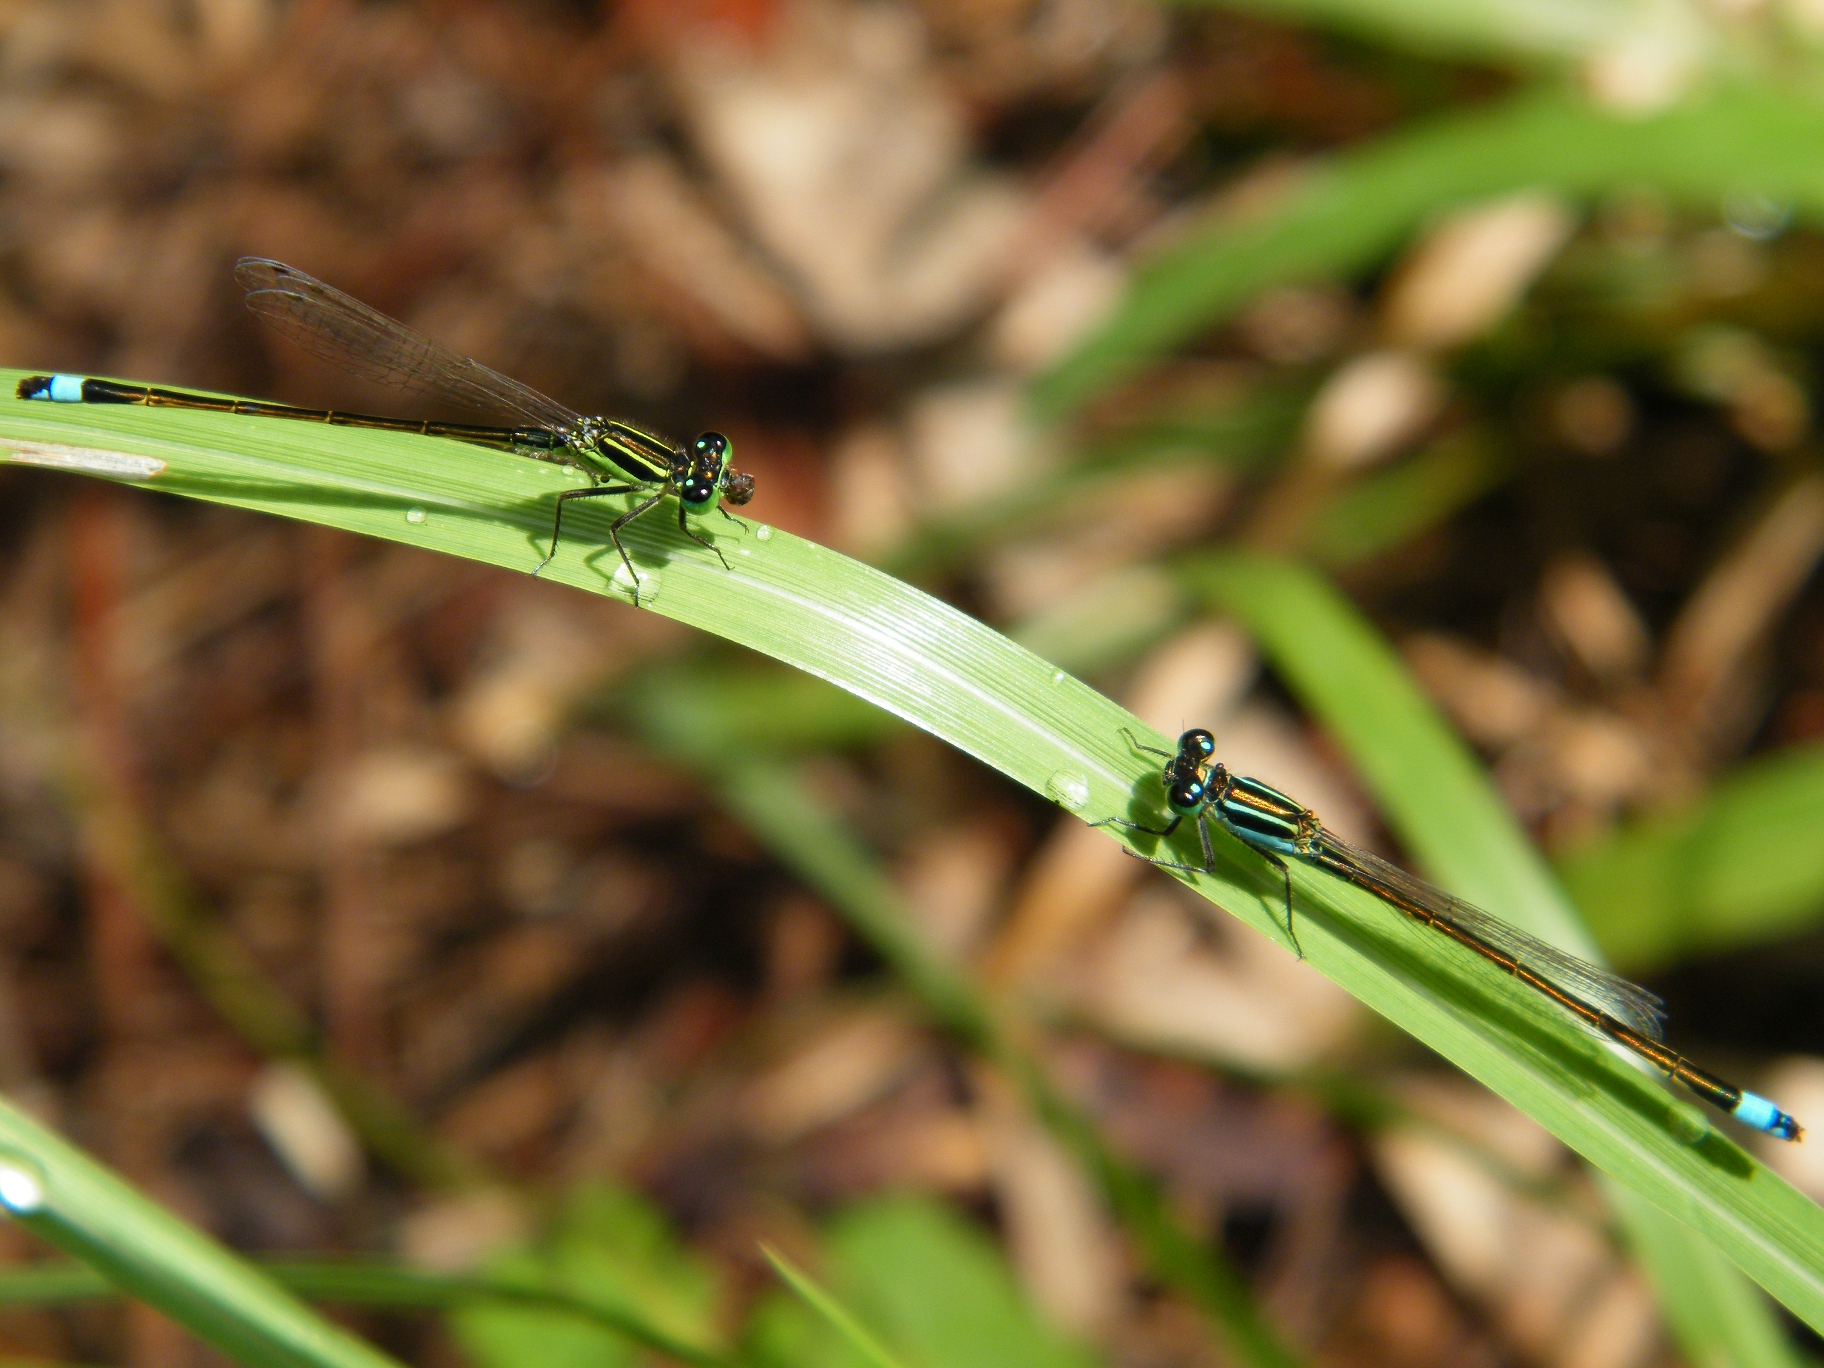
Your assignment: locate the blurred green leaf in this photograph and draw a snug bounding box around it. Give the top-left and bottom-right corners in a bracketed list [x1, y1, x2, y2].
[747, 1199, 1097, 1368]
[451, 1253, 635, 1368]
[613, 660, 895, 754]
[450, 1185, 724, 1368]
[1169, 0, 1667, 63]
[0, 1254, 727, 1362]
[758, 1247, 911, 1368]
[1559, 743, 1824, 971]
[1037, 82, 1824, 415]
[1306, 432, 1510, 568]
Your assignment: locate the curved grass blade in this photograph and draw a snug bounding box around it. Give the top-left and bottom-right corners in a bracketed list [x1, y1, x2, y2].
[2, 375, 1822, 1339]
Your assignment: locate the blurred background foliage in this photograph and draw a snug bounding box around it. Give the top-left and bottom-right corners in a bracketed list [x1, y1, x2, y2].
[4, 0, 1824, 1364]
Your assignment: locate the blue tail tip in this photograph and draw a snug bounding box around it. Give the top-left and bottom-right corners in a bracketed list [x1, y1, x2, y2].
[1736, 1091, 1803, 1141]
[17, 374, 83, 403]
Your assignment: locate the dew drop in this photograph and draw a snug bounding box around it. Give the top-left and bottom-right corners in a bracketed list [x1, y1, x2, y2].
[0, 1163, 44, 1214]
[1046, 771, 1090, 812]
[611, 561, 657, 606]
[404, 507, 426, 525]
[1050, 669, 1067, 685]
[754, 524, 773, 542]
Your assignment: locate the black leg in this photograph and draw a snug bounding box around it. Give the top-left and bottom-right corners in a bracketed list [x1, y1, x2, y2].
[606, 493, 667, 605]
[678, 504, 733, 572]
[1091, 813, 1181, 839]
[1117, 727, 1175, 760]
[1134, 809, 1220, 875]
[1256, 849, 1303, 958]
[533, 483, 642, 576]
[718, 507, 748, 529]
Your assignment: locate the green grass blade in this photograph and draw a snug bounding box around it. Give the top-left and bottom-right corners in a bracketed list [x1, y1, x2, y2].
[0, 1095, 403, 1368]
[1305, 434, 1510, 570]
[1559, 743, 1824, 971]
[757, 1200, 1099, 1368]
[3, 378, 1823, 1340]
[1186, 551, 1807, 1368]
[450, 1186, 726, 1368]
[760, 1246, 912, 1368]
[0, 1256, 731, 1367]
[1166, 0, 1652, 63]
[1035, 82, 1824, 416]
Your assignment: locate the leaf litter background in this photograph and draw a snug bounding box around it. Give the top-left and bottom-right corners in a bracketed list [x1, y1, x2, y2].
[3, 0, 1824, 1366]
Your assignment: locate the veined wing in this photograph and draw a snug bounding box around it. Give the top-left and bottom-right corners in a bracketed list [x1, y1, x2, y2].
[1316, 828, 1667, 1040]
[235, 258, 581, 433]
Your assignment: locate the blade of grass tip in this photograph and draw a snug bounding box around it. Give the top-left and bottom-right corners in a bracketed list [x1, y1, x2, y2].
[0, 1096, 403, 1368]
[5, 378, 1823, 1334]
[699, 755, 1303, 1368]
[1185, 550, 1809, 1368]
[760, 1245, 912, 1368]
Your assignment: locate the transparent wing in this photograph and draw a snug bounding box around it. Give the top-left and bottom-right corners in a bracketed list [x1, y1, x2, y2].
[1317, 828, 1667, 1040]
[234, 258, 581, 432]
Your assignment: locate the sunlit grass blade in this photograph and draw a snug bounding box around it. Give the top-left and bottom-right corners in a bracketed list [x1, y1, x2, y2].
[3, 376, 1823, 1339]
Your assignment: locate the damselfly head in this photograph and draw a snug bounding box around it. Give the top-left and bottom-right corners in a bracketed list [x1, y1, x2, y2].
[1168, 776, 1207, 814]
[1178, 729, 1216, 761]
